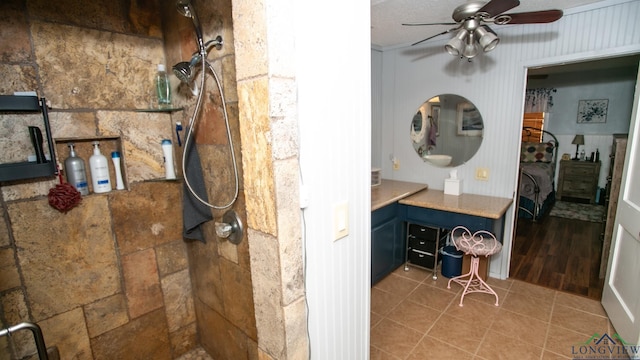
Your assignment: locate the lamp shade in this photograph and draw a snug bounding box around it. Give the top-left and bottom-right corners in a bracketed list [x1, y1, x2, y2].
[445, 29, 468, 56]
[475, 26, 499, 52]
[572, 135, 585, 145]
[462, 42, 479, 59]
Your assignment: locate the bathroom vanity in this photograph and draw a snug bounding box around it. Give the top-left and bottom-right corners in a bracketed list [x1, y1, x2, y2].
[371, 179, 512, 284]
[371, 180, 428, 284]
[398, 190, 512, 236]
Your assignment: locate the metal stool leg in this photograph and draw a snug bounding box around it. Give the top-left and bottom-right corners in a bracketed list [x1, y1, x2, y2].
[447, 256, 500, 306]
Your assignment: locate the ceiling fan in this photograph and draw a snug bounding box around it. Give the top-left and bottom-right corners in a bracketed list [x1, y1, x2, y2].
[403, 0, 563, 60]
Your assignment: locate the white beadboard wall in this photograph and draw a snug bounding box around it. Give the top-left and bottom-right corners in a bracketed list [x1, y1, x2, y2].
[372, 49, 383, 168]
[297, 0, 371, 358]
[374, 0, 640, 278]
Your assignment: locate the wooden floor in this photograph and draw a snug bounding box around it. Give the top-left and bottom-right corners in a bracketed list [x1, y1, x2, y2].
[510, 215, 605, 300]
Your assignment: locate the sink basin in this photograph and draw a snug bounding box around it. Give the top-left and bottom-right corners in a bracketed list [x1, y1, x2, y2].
[424, 154, 452, 167]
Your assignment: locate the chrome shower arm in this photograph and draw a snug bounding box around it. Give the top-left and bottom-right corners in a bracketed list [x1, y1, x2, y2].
[204, 36, 223, 51]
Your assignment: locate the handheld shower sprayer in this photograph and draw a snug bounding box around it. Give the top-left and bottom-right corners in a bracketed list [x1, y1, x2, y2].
[173, 0, 223, 87]
[176, 0, 204, 51]
[171, 0, 240, 215]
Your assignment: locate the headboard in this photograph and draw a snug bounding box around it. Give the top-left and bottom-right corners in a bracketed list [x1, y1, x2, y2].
[521, 127, 559, 164]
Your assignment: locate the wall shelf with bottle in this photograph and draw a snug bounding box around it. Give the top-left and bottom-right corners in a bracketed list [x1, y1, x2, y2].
[54, 136, 128, 193]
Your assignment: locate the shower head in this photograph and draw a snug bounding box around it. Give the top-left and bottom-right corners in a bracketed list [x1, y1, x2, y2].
[173, 52, 202, 84]
[176, 0, 204, 51]
[172, 35, 223, 84]
[172, 61, 193, 84]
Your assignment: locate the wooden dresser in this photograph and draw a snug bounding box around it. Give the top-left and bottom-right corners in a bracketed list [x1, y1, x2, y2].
[557, 160, 601, 203]
[599, 134, 628, 278]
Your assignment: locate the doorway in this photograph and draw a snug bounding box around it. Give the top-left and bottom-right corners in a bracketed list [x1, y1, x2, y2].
[510, 55, 640, 300]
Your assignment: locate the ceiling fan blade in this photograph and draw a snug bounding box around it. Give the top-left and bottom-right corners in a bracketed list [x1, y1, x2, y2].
[402, 22, 458, 26]
[411, 27, 459, 46]
[477, 0, 520, 17]
[496, 9, 563, 24]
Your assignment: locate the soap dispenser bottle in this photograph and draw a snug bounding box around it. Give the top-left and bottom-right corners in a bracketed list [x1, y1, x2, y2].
[89, 141, 112, 193]
[64, 143, 89, 195]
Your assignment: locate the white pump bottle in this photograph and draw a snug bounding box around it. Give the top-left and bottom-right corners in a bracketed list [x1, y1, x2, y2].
[90, 141, 112, 193]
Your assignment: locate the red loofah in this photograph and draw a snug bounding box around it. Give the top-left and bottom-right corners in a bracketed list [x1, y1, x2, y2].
[48, 165, 82, 213]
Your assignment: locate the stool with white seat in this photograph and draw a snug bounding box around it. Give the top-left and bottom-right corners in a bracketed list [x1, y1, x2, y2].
[447, 226, 502, 306]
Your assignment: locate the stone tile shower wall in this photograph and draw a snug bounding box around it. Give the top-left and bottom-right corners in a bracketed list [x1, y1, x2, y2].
[0, 0, 216, 358]
[163, 0, 258, 359]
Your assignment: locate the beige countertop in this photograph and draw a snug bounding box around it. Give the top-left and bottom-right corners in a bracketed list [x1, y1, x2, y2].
[399, 189, 513, 219]
[371, 179, 429, 211]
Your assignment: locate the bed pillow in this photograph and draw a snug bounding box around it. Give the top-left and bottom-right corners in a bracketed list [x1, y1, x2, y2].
[521, 142, 554, 163]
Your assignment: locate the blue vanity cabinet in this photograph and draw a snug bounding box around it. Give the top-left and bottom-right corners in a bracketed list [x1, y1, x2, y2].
[402, 204, 496, 233]
[371, 202, 405, 285]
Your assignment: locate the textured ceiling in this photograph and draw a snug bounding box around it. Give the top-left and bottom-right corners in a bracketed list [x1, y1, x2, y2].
[371, 0, 605, 48]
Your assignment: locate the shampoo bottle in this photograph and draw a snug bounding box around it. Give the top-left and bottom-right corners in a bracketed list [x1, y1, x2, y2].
[64, 143, 89, 195]
[111, 151, 125, 190]
[89, 141, 112, 193]
[161, 139, 176, 179]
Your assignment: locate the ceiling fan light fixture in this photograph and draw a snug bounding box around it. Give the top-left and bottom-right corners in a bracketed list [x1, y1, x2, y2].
[475, 26, 499, 52]
[404, 0, 564, 60]
[462, 36, 479, 59]
[445, 29, 468, 56]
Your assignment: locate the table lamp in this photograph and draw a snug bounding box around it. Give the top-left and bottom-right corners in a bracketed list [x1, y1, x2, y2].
[572, 134, 584, 160]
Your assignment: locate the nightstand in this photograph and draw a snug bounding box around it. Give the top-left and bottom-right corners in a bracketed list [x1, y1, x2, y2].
[557, 160, 601, 203]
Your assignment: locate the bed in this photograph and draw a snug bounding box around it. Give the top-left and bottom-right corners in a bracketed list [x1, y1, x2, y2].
[518, 127, 559, 221]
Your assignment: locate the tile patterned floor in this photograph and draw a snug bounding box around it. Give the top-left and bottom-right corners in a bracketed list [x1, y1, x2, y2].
[371, 266, 624, 360]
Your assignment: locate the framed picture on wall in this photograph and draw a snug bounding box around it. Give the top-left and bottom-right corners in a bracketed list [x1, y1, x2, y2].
[577, 99, 608, 123]
[456, 102, 483, 136]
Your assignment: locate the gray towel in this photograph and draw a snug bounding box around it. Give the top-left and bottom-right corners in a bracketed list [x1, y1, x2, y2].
[182, 132, 212, 242]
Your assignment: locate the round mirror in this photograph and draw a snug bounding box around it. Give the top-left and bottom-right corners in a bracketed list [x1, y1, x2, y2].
[410, 94, 483, 167]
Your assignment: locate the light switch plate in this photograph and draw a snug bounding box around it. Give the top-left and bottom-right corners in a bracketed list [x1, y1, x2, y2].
[475, 167, 489, 181]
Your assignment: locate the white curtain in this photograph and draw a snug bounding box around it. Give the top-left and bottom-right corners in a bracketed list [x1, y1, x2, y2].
[525, 88, 557, 113]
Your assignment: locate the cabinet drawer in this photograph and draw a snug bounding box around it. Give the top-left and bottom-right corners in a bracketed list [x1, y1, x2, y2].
[407, 249, 436, 269]
[408, 223, 439, 241]
[562, 179, 594, 193]
[564, 164, 597, 176]
[408, 236, 437, 254]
